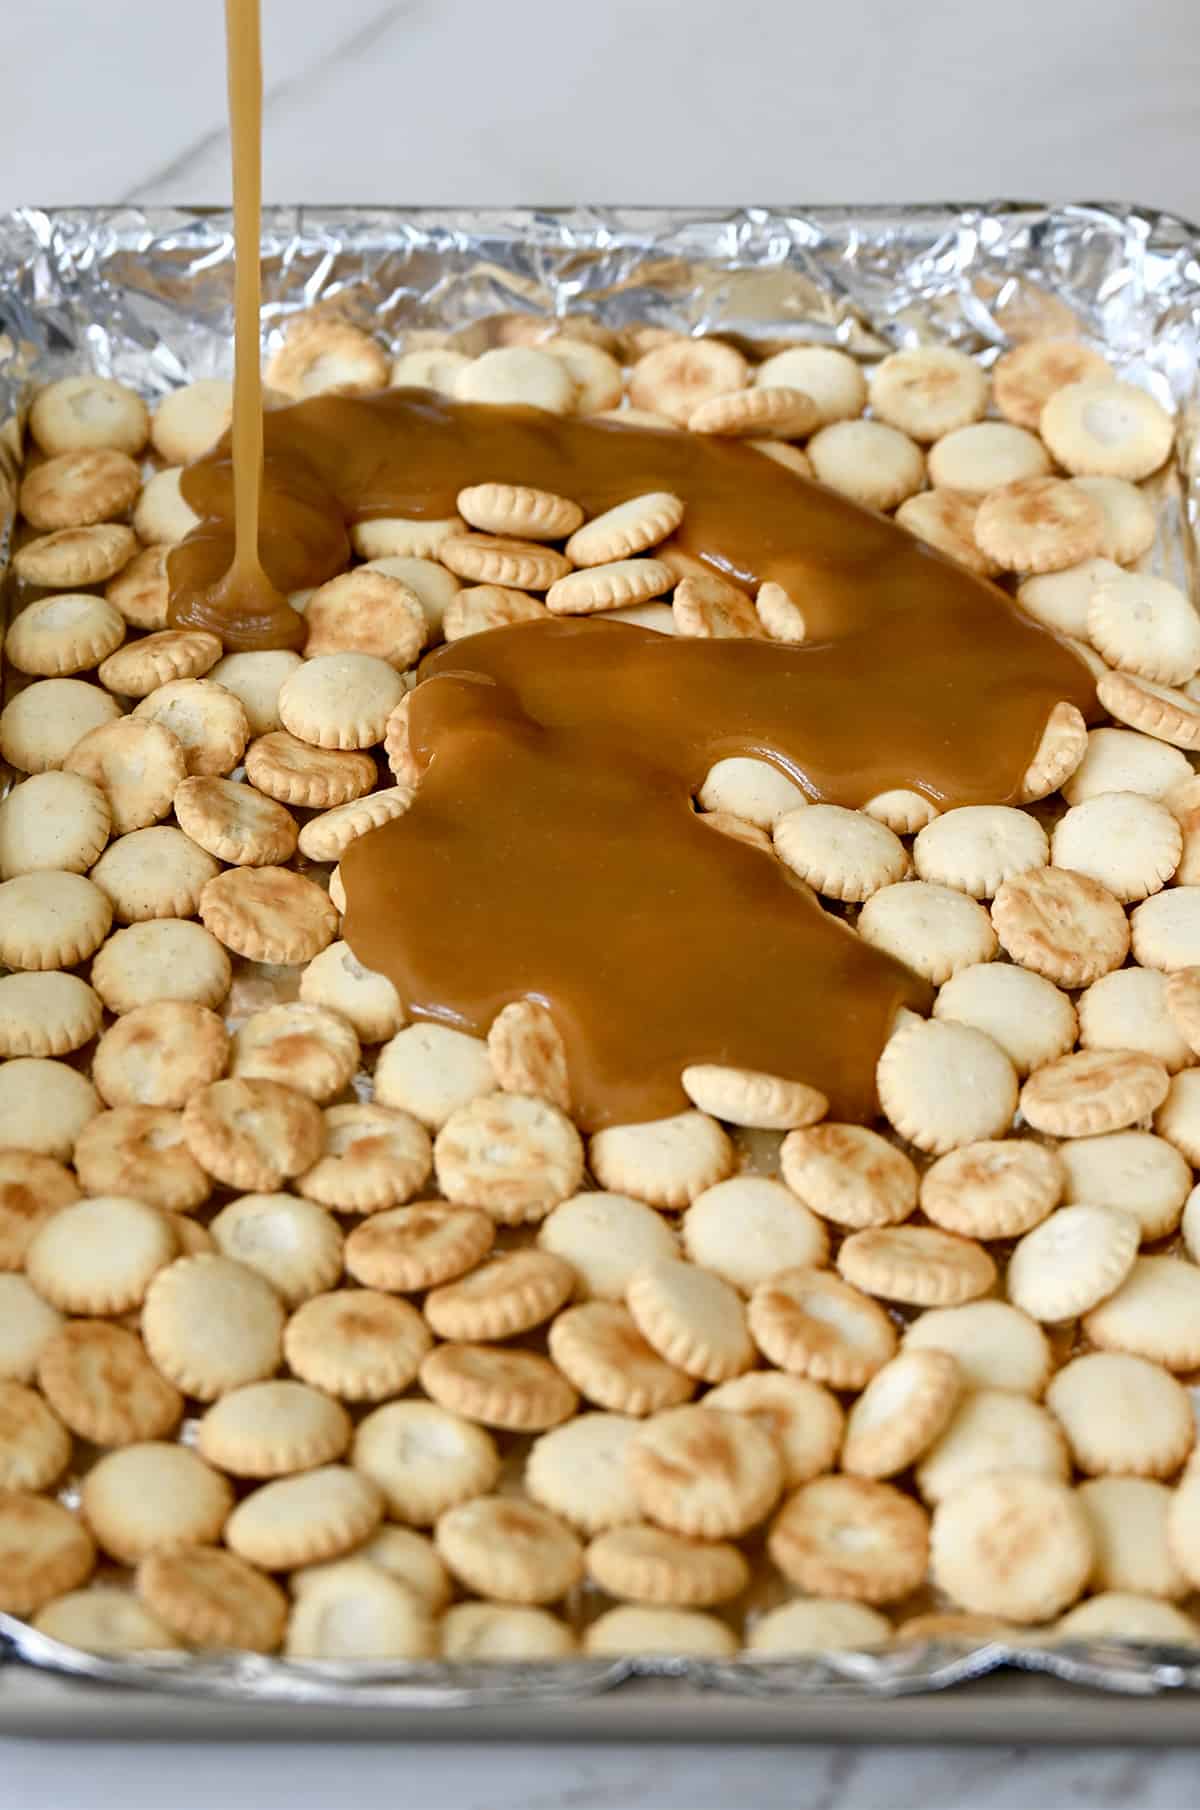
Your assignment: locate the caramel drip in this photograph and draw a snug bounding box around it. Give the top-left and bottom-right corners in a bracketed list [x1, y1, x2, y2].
[168, 0, 304, 651]
[340, 614, 1091, 1131]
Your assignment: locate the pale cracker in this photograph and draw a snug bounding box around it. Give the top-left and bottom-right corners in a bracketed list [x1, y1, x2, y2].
[0, 677, 121, 774]
[434, 1494, 583, 1605]
[174, 775, 299, 867]
[141, 1253, 285, 1401]
[1078, 967, 1193, 1072]
[344, 1202, 494, 1293]
[991, 866, 1129, 987]
[585, 1523, 748, 1606]
[13, 523, 137, 589]
[590, 1110, 733, 1208]
[6, 591, 125, 677]
[1087, 569, 1200, 684]
[231, 1001, 358, 1102]
[1019, 701, 1090, 802]
[284, 1559, 435, 1660]
[197, 1380, 350, 1478]
[151, 378, 233, 463]
[456, 346, 575, 414]
[1016, 556, 1123, 637]
[876, 1018, 1018, 1155]
[1062, 726, 1193, 804]
[0, 1380, 72, 1492]
[132, 678, 249, 776]
[1061, 1130, 1190, 1241]
[1082, 1256, 1200, 1371]
[1072, 475, 1157, 564]
[1155, 1069, 1200, 1164]
[351, 1398, 498, 1524]
[681, 1177, 827, 1293]
[680, 1064, 826, 1131]
[0, 869, 112, 970]
[841, 1350, 962, 1480]
[135, 1546, 287, 1653]
[266, 316, 389, 398]
[779, 1123, 918, 1229]
[89, 825, 217, 923]
[73, 1107, 210, 1215]
[209, 1193, 343, 1308]
[0, 1151, 80, 1272]
[1056, 1593, 1199, 1644]
[295, 1102, 432, 1213]
[993, 337, 1112, 430]
[441, 1601, 576, 1660]
[627, 1404, 782, 1539]
[870, 346, 988, 442]
[26, 1193, 176, 1315]
[747, 1598, 891, 1655]
[582, 1606, 736, 1657]
[245, 730, 376, 808]
[703, 1371, 843, 1487]
[80, 1441, 233, 1564]
[30, 374, 148, 456]
[806, 419, 925, 510]
[547, 557, 673, 618]
[424, 1249, 574, 1342]
[0, 971, 103, 1058]
[373, 1023, 495, 1129]
[284, 1288, 432, 1403]
[926, 421, 1050, 497]
[627, 337, 748, 427]
[857, 881, 998, 984]
[1078, 1476, 1187, 1600]
[913, 805, 1048, 898]
[930, 1472, 1092, 1623]
[182, 1074, 323, 1192]
[0, 1492, 96, 1618]
[671, 574, 763, 638]
[747, 1268, 897, 1389]
[1099, 671, 1200, 751]
[1006, 1202, 1139, 1322]
[1040, 378, 1174, 480]
[0, 1275, 63, 1382]
[90, 917, 231, 1015]
[903, 1300, 1049, 1397]
[537, 1191, 679, 1300]
[546, 1301, 695, 1416]
[919, 1138, 1063, 1239]
[299, 941, 404, 1044]
[0, 1058, 100, 1161]
[1020, 1049, 1169, 1137]
[894, 489, 1000, 578]
[836, 1224, 995, 1308]
[754, 345, 867, 423]
[199, 865, 337, 965]
[915, 1390, 1069, 1506]
[768, 1475, 929, 1605]
[31, 1587, 179, 1654]
[419, 1341, 578, 1432]
[302, 569, 426, 669]
[434, 1091, 583, 1224]
[565, 493, 685, 567]
[1132, 888, 1200, 972]
[224, 1465, 384, 1571]
[37, 1319, 181, 1445]
[1052, 790, 1180, 903]
[773, 804, 908, 901]
[1046, 1351, 1194, 1478]
[0, 769, 110, 880]
[626, 1258, 755, 1382]
[973, 477, 1104, 575]
[64, 717, 186, 835]
[106, 544, 169, 630]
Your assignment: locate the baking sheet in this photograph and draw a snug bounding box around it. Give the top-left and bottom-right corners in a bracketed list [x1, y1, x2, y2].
[4, 200, 1200, 1735]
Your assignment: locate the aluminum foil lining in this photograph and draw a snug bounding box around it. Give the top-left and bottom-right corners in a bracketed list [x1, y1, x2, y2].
[3, 200, 1200, 1710]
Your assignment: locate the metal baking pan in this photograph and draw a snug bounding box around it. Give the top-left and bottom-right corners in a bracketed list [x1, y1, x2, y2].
[3, 200, 1200, 1742]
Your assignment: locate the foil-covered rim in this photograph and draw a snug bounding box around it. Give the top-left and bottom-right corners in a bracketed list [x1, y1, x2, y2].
[3, 201, 1200, 1708]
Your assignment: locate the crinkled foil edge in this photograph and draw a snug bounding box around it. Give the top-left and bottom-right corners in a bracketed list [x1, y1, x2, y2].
[2, 201, 1200, 1708]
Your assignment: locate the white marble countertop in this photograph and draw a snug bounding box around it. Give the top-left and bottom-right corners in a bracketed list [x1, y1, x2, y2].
[3, 3, 1200, 1803]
